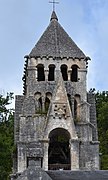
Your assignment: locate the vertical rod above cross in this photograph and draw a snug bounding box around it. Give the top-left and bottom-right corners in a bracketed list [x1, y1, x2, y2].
[49, 0, 59, 11]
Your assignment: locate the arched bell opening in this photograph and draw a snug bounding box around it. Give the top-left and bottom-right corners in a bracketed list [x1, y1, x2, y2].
[48, 64, 55, 81]
[61, 64, 68, 81]
[71, 65, 79, 82]
[48, 128, 71, 170]
[37, 64, 45, 81]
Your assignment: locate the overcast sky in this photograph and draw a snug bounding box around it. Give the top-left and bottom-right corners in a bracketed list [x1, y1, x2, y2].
[0, 0, 108, 101]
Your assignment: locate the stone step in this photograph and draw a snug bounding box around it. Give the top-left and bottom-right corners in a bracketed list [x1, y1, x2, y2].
[47, 170, 108, 180]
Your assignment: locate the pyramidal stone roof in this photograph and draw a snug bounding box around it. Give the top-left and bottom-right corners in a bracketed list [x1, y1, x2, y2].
[29, 11, 86, 59]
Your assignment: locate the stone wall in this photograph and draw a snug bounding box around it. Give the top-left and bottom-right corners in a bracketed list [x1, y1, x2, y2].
[79, 141, 99, 170]
[87, 92, 98, 141]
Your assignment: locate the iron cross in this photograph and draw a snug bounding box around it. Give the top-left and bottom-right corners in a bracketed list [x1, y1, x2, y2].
[49, 0, 59, 11]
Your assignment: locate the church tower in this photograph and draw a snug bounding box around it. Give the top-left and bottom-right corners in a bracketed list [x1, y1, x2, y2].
[12, 11, 99, 179]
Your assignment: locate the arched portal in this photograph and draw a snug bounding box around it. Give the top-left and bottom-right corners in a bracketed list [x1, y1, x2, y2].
[48, 128, 71, 170]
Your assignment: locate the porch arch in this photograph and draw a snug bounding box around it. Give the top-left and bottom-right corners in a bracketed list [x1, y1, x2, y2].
[48, 128, 71, 170]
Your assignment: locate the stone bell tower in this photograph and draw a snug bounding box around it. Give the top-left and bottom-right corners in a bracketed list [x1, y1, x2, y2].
[12, 11, 99, 179]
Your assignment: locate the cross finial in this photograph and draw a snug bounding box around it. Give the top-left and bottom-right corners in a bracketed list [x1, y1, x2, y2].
[49, 0, 59, 11]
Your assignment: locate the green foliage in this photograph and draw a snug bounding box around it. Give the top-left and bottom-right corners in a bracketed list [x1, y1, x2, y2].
[101, 155, 108, 170]
[0, 93, 14, 180]
[0, 92, 14, 122]
[96, 91, 108, 169]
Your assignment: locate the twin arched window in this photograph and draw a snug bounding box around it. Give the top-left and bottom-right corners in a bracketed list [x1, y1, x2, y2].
[34, 92, 52, 113]
[61, 64, 79, 82]
[37, 64, 55, 81]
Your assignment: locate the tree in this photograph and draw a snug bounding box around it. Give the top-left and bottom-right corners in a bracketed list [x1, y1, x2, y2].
[96, 91, 108, 169]
[0, 93, 14, 180]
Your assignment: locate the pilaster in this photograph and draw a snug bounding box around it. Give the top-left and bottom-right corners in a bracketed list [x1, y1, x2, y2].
[68, 69, 71, 81]
[70, 139, 79, 170]
[42, 139, 49, 171]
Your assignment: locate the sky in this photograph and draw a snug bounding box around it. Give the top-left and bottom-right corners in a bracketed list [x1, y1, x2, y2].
[0, 0, 108, 104]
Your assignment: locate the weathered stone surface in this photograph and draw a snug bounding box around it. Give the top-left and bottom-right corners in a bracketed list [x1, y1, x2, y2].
[47, 170, 108, 180]
[29, 11, 85, 58]
[87, 92, 98, 141]
[16, 168, 52, 180]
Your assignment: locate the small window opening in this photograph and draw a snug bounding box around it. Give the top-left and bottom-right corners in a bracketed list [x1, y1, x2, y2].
[37, 64, 45, 81]
[61, 65, 68, 81]
[71, 65, 78, 82]
[74, 99, 77, 119]
[48, 65, 55, 81]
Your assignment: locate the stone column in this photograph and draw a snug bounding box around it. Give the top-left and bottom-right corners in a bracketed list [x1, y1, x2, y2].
[70, 139, 79, 170]
[36, 67, 38, 81]
[42, 139, 49, 171]
[78, 68, 87, 101]
[42, 96, 45, 112]
[68, 69, 72, 81]
[17, 143, 26, 173]
[45, 69, 49, 81]
[70, 96, 75, 118]
[27, 66, 36, 96]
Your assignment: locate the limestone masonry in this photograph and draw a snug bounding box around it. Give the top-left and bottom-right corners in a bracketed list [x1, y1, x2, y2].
[11, 11, 99, 180]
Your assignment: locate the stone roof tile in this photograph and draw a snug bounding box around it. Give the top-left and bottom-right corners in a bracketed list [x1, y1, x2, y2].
[29, 11, 85, 59]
